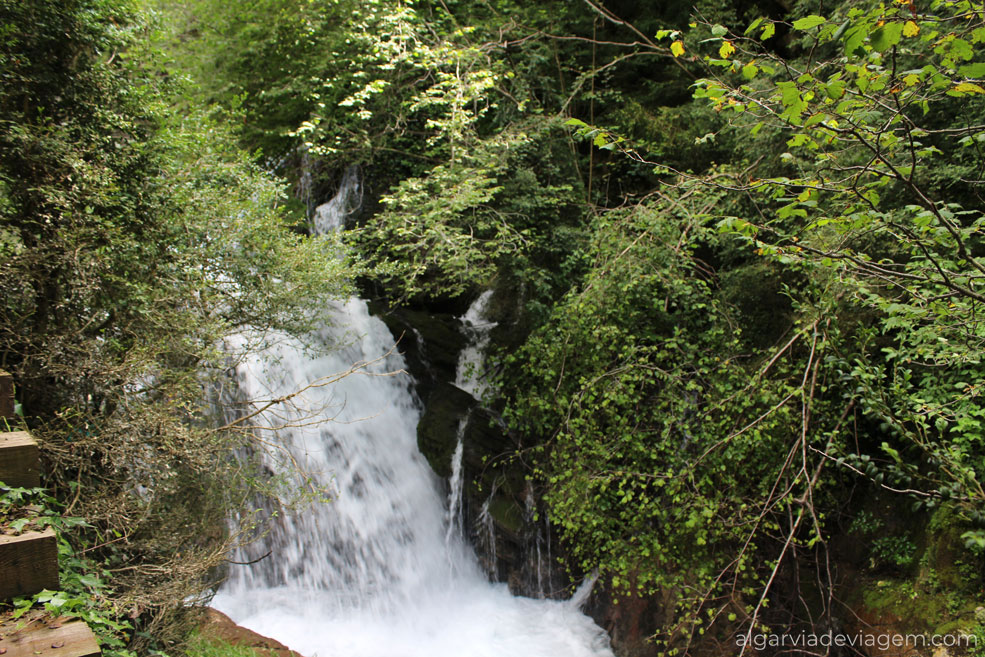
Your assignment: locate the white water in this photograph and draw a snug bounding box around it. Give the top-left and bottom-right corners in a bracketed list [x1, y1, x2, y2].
[311, 166, 361, 235]
[454, 290, 497, 400]
[213, 175, 613, 657]
[443, 419, 467, 547]
[444, 291, 495, 550]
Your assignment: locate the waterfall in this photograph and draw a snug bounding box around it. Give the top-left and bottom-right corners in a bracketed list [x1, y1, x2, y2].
[312, 166, 361, 234]
[444, 291, 492, 552]
[475, 492, 498, 578]
[443, 417, 467, 547]
[453, 289, 496, 400]
[212, 174, 613, 657]
[525, 487, 546, 598]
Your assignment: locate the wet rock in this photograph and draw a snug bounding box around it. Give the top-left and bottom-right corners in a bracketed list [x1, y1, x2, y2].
[462, 407, 507, 456]
[367, 303, 466, 397]
[416, 382, 476, 478]
[581, 579, 677, 657]
[199, 608, 303, 657]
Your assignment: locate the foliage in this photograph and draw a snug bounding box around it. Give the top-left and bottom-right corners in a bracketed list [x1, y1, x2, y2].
[2, 486, 134, 655]
[500, 0, 985, 650]
[351, 117, 586, 302]
[0, 0, 349, 651]
[15, 0, 985, 653]
[680, 0, 985, 523]
[502, 188, 863, 649]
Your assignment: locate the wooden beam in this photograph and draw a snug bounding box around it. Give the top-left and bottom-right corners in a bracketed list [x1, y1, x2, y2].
[0, 371, 12, 419]
[0, 616, 100, 657]
[0, 528, 58, 600]
[0, 432, 40, 489]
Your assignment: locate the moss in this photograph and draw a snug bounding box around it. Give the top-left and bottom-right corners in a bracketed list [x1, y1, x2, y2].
[416, 382, 476, 478]
[935, 619, 976, 636]
[487, 494, 525, 536]
[184, 634, 268, 657]
[853, 577, 984, 643]
[860, 579, 943, 630]
[920, 507, 979, 592]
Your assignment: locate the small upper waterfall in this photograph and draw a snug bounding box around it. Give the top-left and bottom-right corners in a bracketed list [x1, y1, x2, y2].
[453, 290, 496, 400]
[445, 291, 494, 549]
[212, 172, 613, 657]
[312, 166, 362, 234]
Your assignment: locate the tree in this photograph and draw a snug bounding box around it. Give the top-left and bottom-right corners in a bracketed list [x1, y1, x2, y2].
[514, 0, 985, 651]
[0, 1, 348, 651]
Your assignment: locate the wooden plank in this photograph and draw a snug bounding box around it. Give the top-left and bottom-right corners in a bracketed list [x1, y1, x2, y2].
[0, 371, 12, 419]
[0, 432, 40, 489]
[0, 528, 58, 600]
[0, 616, 100, 657]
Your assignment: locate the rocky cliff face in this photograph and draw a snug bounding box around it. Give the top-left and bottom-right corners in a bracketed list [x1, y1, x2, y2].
[369, 293, 573, 601]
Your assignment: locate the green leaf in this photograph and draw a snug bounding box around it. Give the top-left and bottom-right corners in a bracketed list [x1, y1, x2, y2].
[744, 17, 764, 36]
[825, 80, 846, 99]
[761, 22, 776, 41]
[958, 62, 985, 78]
[711, 24, 728, 37]
[843, 24, 867, 56]
[792, 15, 826, 31]
[871, 22, 903, 52]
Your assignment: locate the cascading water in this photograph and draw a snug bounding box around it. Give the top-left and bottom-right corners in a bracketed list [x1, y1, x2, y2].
[454, 289, 496, 400]
[444, 290, 495, 550]
[212, 173, 613, 657]
[312, 166, 362, 235]
[443, 418, 467, 548]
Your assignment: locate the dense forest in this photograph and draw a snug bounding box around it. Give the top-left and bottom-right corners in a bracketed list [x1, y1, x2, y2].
[2, 0, 985, 655]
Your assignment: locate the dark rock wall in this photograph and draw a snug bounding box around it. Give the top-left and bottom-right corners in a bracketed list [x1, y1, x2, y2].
[368, 294, 573, 601]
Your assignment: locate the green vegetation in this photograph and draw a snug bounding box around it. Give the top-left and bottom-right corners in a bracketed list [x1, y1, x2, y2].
[4, 0, 985, 654]
[0, 0, 347, 653]
[183, 634, 267, 657]
[2, 486, 132, 652]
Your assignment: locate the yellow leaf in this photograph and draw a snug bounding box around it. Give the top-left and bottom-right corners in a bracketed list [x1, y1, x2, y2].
[719, 40, 736, 58]
[955, 82, 985, 93]
[671, 40, 685, 57]
[903, 73, 920, 86]
[903, 21, 920, 37]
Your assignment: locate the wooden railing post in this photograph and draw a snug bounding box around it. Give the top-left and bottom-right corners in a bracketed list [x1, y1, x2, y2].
[0, 370, 13, 419]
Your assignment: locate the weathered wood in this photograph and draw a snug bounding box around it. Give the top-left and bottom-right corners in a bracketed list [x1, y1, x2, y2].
[0, 616, 100, 657]
[0, 371, 12, 419]
[0, 528, 58, 600]
[0, 432, 40, 489]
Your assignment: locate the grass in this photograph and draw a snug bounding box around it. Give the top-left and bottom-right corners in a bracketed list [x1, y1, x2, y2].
[183, 633, 268, 657]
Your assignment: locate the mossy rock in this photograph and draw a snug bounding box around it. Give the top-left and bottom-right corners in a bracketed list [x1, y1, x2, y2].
[368, 302, 467, 393]
[417, 382, 476, 478]
[462, 408, 512, 468]
[860, 580, 946, 630]
[487, 493, 525, 537]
